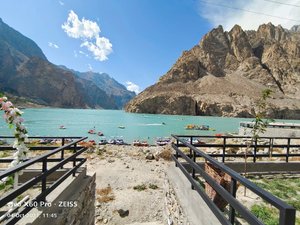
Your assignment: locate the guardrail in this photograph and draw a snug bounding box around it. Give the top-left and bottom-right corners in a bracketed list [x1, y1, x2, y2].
[174, 135, 300, 163]
[172, 134, 296, 225]
[0, 136, 88, 225]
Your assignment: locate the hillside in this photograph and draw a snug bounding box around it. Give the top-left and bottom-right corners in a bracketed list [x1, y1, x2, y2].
[125, 23, 300, 119]
[0, 18, 132, 109]
[62, 67, 136, 109]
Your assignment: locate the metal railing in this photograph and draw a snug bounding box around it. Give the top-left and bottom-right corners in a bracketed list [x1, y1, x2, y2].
[172, 134, 296, 225]
[174, 135, 300, 163]
[0, 136, 88, 225]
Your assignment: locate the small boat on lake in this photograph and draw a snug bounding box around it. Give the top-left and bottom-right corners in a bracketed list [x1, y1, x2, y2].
[185, 124, 210, 130]
[156, 137, 171, 146]
[133, 140, 149, 147]
[118, 126, 125, 129]
[88, 129, 96, 134]
[97, 131, 104, 136]
[59, 125, 66, 129]
[99, 138, 108, 145]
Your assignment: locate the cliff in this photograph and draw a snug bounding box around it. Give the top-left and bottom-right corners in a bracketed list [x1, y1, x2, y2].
[125, 23, 300, 119]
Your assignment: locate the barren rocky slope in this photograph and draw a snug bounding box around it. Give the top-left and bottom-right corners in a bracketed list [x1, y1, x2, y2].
[125, 23, 300, 119]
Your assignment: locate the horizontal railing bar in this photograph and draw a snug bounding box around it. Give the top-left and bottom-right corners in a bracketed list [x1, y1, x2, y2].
[0, 147, 86, 208]
[172, 135, 295, 210]
[176, 144, 300, 148]
[173, 144, 264, 225]
[175, 154, 300, 159]
[4, 159, 86, 225]
[0, 137, 87, 180]
[173, 134, 300, 139]
[172, 154, 231, 225]
[0, 136, 84, 139]
[0, 158, 85, 163]
[0, 146, 83, 151]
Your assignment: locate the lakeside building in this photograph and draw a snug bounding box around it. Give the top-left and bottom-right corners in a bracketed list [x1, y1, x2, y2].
[238, 121, 300, 137]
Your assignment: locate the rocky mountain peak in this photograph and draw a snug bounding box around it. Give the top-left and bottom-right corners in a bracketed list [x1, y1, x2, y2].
[257, 22, 288, 42]
[126, 23, 300, 119]
[228, 25, 253, 62]
[291, 25, 300, 32]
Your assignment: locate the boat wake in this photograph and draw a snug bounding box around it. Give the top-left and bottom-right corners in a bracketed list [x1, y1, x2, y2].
[139, 123, 164, 126]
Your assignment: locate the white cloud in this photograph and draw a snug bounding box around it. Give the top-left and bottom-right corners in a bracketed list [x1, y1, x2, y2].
[62, 10, 100, 39]
[197, 0, 300, 31]
[126, 81, 141, 94]
[88, 64, 93, 71]
[59, 1, 64, 6]
[81, 37, 112, 61]
[48, 42, 59, 49]
[79, 50, 89, 57]
[62, 10, 112, 61]
[74, 50, 78, 57]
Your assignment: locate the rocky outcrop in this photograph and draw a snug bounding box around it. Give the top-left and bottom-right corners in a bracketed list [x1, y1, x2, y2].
[125, 23, 300, 119]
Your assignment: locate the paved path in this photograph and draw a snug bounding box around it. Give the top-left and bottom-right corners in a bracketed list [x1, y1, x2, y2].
[166, 164, 221, 225]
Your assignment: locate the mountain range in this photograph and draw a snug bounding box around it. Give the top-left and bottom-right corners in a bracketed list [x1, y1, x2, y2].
[0, 18, 135, 109]
[125, 23, 300, 119]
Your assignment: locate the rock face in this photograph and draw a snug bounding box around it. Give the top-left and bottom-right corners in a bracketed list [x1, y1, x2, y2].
[0, 18, 132, 109]
[67, 69, 136, 109]
[125, 23, 300, 119]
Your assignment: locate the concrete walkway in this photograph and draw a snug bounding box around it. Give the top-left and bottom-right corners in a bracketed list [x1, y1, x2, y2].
[166, 164, 222, 225]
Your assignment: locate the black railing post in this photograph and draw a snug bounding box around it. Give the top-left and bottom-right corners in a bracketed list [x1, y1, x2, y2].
[286, 138, 290, 163]
[191, 149, 196, 190]
[61, 138, 65, 159]
[175, 138, 179, 167]
[72, 143, 77, 176]
[279, 208, 295, 225]
[222, 137, 226, 163]
[229, 178, 237, 224]
[41, 159, 47, 202]
[253, 138, 257, 163]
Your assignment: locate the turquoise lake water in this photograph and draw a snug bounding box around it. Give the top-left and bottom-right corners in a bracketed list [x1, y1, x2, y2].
[1, 109, 300, 144]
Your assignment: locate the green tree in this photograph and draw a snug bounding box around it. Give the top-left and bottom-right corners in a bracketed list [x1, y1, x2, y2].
[244, 89, 273, 196]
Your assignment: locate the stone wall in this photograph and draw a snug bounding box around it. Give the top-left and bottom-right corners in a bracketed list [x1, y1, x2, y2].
[164, 178, 190, 225]
[19, 168, 96, 225]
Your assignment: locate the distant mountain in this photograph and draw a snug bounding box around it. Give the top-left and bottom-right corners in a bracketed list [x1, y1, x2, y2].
[0, 18, 132, 109]
[61, 67, 136, 109]
[0, 18, 46, 61]
[126, 23, 300, 119]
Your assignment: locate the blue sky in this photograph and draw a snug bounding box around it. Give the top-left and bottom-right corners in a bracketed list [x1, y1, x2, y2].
[0, 0, 299, 93]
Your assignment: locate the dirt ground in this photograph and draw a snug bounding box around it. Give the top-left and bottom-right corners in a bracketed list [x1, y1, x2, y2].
[85, 145, 172, 225]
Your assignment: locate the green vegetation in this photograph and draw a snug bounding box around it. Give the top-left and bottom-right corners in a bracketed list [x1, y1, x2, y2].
[134, 183, 159, 191]
[0, 150, 10, 158]
[0, 176, 14, 191]
[251, 204, 279, 225]
[149, 183, 158, 190]
[133, 184, 147, 191]
[251, 89, 274, 138]
[252, 177, 300, 211]
[250, 176, 300, 225]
